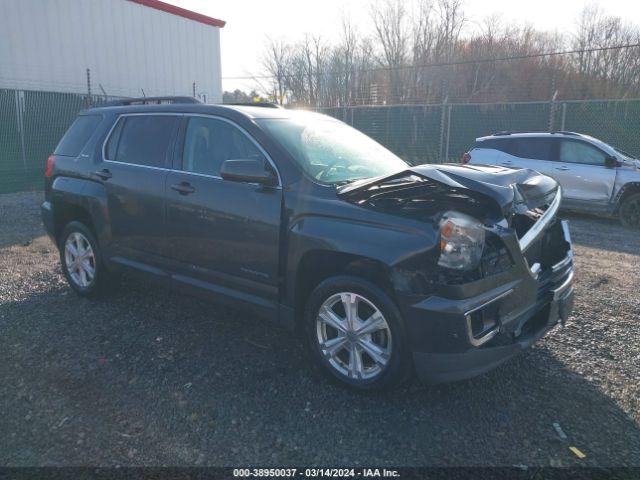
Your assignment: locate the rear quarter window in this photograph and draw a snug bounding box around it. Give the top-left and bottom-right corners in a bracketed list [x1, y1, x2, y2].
[473, 138, 511, 153]
[54, 115, 102, 157]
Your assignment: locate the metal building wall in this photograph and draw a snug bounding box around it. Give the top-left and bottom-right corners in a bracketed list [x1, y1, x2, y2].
[0, 0, 222, 102]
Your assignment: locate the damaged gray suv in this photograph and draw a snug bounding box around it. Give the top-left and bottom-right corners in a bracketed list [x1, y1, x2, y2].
[42, 98, 574, 390]
[465, 131, 640, 228]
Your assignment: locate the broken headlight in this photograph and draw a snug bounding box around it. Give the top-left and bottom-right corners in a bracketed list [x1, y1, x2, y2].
[438, 211, 485, 271]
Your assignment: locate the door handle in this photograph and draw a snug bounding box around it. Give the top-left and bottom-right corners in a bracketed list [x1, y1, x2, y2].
[94, 168, 112, 180]
[170, 182, 196, 195]
[555, 166, 570, 171]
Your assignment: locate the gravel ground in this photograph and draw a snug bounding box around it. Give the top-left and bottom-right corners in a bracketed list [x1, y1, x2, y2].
[0, 191, 638, 467]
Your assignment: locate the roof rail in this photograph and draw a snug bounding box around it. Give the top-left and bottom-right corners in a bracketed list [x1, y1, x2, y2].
[101, 96, 201, 107]
[553, 131, 581, 136]
[493, 130, 544, 136]
[492, 130, 584, 138]
[225, 102, 282, 109]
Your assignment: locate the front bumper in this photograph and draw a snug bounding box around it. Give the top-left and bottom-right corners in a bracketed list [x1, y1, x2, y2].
[412, 291, 573, 383]
[406, 219, 574, 383]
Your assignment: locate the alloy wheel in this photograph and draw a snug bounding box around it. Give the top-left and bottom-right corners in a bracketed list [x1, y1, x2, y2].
[64, 232, 96, 288]
[316, 292, 392, 381]
[622, 196, 640, 228]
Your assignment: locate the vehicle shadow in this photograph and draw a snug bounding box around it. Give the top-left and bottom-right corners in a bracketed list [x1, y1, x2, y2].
[0, 191, 44, 250]
[1, 278, 639, 467]
[564, 212, 640, 256]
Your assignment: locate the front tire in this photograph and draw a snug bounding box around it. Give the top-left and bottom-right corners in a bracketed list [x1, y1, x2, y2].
[619, 193, 640, 229]
[304, 276, 412, 390]
[59, 221, 113, 298]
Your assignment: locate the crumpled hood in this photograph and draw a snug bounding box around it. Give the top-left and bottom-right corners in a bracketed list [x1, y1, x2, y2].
[337, 163, 559, 215]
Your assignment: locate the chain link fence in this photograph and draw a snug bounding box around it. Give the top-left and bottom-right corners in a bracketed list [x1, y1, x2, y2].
[319, 98, 640, 165]
[0, 88, 121, 193]
[2, 88, 640, 193]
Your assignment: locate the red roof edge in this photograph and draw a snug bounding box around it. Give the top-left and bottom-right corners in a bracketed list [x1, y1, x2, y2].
[127, 0, 226, 28]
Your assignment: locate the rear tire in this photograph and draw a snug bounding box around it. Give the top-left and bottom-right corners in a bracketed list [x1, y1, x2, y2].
[59, 221, 115, 298]
[619, 193, 640, 229]
[303, 275, 412, 390]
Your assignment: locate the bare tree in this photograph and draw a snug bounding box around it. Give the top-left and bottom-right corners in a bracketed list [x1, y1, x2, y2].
[317, 16, 364, 106]
[306, 35, 328, 107]
[433, 0, 466, 61]
[572, 6, 640, 97]
[410, 0, 436, 101]
[262, 38, 291, 104]
[256, 0, 640, 106]
[371, 0, 410, 102]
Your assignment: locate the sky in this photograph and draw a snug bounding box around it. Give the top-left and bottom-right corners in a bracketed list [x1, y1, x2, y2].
[167, 0, 640, 92]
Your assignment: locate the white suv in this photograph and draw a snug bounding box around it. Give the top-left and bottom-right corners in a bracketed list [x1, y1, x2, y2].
[464, 132, 640, 228]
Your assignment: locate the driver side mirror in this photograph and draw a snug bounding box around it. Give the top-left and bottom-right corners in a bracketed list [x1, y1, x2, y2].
[220, 158, 278, 186]
[605, 155, 619, 168]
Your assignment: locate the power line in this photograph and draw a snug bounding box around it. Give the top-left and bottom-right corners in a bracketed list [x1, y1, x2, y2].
[222, 42, 640, 81]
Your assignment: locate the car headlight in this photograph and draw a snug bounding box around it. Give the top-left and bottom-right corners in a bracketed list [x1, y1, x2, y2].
[438, 211, 485, 271]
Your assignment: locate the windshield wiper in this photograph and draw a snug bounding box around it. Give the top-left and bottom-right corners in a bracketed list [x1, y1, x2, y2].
[334, 177, 369, 186]
[334, 180, 355, 186]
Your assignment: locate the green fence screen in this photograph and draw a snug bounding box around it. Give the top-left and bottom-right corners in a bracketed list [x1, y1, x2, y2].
[0, 89, 118, 193]
[2, 88, 640, 193]
[320, 99, 640, 165]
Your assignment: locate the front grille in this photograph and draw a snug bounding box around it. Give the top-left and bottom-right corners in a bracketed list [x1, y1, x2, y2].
[524, 219, 571, 271]
[510, 204, 549, 240]
[537, 255, 573, 301]
[530, 218, 573, 307]
[516, 188, 563, 253]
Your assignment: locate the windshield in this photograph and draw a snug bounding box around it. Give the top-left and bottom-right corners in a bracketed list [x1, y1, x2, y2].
[258, 114, 408, 184]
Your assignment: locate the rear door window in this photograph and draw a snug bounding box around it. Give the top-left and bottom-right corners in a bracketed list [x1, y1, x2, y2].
[54, 115, 102, 157]
[107, 115, 178, 168]
[510, 138, 556, 161]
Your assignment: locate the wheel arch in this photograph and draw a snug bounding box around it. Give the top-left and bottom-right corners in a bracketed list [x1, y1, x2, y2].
[283, 214, 435, 328]
[54, 202, 96, 242]
[614, 182, 640, 213]
[292, 250, 395, 330]
[51, 177, 110, 246]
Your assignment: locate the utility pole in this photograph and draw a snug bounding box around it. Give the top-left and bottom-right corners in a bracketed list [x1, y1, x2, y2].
[549, 90, 558, 132]
[86, 68, 92, 107]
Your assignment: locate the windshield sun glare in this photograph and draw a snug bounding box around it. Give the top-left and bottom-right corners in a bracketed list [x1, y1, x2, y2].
[258, 115, 408, 184]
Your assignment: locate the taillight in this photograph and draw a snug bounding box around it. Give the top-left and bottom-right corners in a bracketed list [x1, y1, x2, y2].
[45, 155, 55, 177]
[461, 152, 471, 165]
